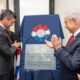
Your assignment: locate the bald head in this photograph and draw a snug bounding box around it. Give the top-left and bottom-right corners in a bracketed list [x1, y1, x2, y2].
[65, 9, 80, 20]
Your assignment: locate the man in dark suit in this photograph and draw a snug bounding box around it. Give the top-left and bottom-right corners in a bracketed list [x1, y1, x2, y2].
[0, 9, 20, 80]
[45, 9, 80, 80]
[7, 27, 19, 80]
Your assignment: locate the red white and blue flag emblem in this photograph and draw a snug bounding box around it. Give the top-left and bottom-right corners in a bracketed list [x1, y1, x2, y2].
[31, 24, 51, 42]
[15, 48, 21, 80]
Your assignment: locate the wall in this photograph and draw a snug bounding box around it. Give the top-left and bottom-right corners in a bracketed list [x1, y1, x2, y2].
[54, 0, 80, 45]
[0, 0, 6, 14]
[20, 0, 49, 24]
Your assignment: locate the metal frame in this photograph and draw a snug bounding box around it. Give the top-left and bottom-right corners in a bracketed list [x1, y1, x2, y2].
[49, 0, 54, 14]
[14, 0, 20, 37]
[6, 0, 9, 9]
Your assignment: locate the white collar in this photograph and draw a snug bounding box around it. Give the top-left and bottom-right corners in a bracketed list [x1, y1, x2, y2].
[0, 23, 5, 29]
[74, 28, 80, 37]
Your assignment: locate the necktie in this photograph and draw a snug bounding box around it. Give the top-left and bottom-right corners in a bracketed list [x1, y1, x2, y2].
[68, 34, 74, 45]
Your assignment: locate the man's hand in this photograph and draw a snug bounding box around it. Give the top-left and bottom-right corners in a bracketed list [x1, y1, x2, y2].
[12, 40, 21, 49]
[45, 35, 62, 49]
[77, 74, 80, 80]
[51, 35, 62, 49]
[45, 40, 53, 48]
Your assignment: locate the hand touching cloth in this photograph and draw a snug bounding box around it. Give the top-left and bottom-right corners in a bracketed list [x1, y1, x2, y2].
[12, 40, 21, 49]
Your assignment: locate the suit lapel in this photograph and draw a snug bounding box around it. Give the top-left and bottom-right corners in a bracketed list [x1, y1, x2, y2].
[66, 32, 80, 49]
[0, 26, 12, 45]
[71, 32, 80, 45]
[4, 30, 12, 45]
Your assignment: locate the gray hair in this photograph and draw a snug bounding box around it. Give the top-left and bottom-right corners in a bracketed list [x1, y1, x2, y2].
[65, 9, 80, 19]
[0, 9, 16, 20]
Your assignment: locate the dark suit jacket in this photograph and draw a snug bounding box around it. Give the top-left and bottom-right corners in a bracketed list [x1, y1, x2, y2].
[54, 32, 80, 80]
[0, 25, 16, 75]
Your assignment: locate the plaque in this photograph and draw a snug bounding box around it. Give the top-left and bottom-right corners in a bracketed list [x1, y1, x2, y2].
[24, 44, 56, 70]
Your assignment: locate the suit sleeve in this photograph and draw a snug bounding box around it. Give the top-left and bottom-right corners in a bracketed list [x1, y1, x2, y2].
[54, 44, 80, 71]
[0, 32, 16, 57]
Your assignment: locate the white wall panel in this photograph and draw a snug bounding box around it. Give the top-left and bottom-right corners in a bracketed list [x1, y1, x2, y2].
[20, 0, 49, 24]
[0, 0, 6, 13]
